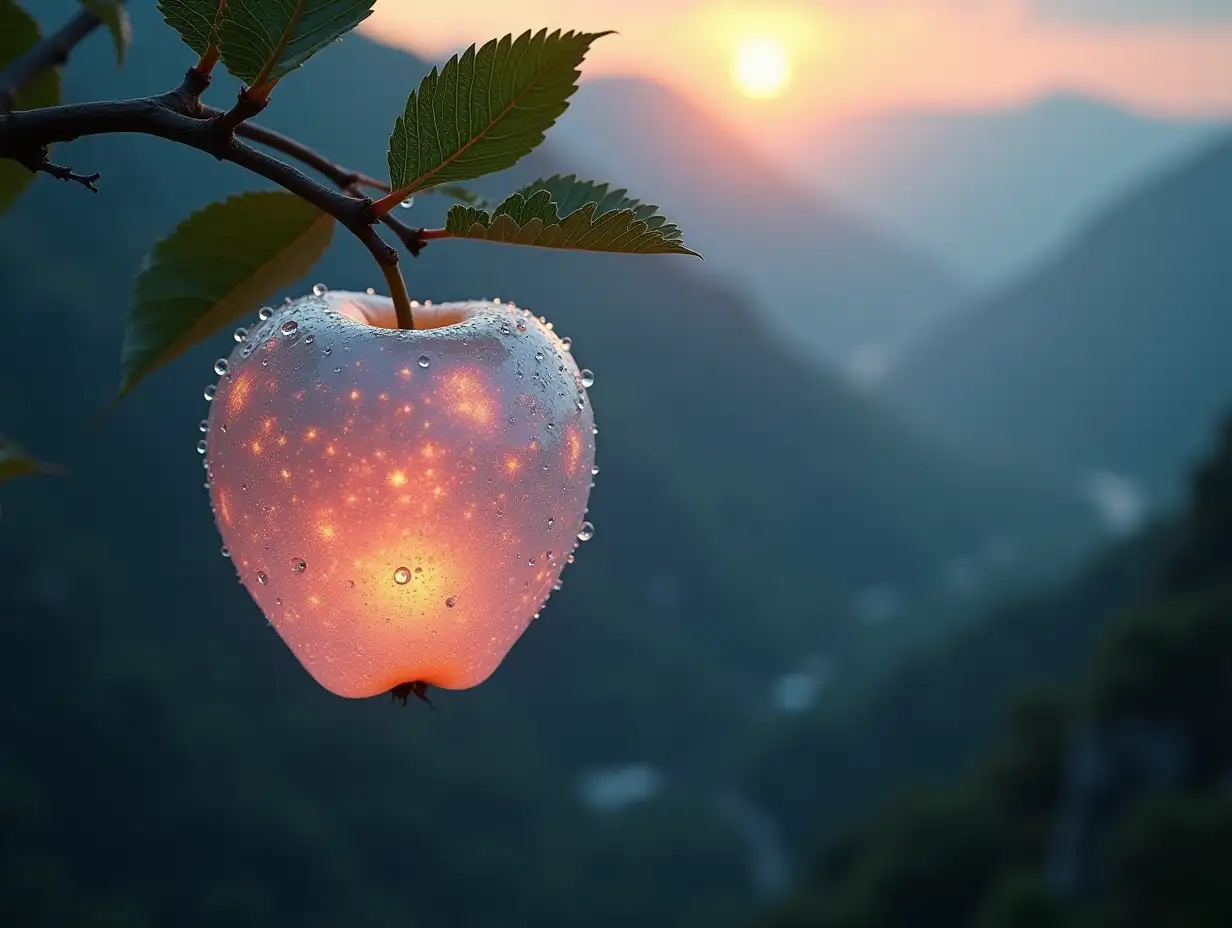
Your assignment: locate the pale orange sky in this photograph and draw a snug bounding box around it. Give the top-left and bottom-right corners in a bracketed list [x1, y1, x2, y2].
[361, 0, 1232, 124]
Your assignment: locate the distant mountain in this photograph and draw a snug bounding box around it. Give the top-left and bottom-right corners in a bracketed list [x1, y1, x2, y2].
[771, 94, 1217, 286]
[546, 78, 966, 376]
[885, 136, 1232, 506]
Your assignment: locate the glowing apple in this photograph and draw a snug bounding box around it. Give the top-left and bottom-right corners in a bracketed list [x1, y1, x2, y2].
[202, 291, 596, 698]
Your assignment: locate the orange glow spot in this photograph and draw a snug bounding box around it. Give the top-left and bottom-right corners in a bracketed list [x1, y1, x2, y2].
[565, 427, 583, 477]
[421, 444, 437, 460]
[281, 468, 291, 480]
[326, 445, 336, 456]
[504, 455, 521, 474]
[399, 368, 412, 380]
[432, 486, 443, 498]
[440, 369, 496, 426]
[250, 440, 262, 455]
[378, 392, 389, 402]
[389, 470, 408, 488]
[318, 524, 336, 541]
[228, 372, 253, 414]
[305, 427, 319, 441]
[350, 389, 361, 401]
[217, 489, 233, 526]
[262, 418, 275, 434]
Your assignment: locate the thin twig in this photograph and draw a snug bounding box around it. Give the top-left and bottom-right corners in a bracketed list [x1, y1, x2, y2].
[21, 153, 101, 192]
[0, 8, 103, 113]
[204, 107, 389, 192]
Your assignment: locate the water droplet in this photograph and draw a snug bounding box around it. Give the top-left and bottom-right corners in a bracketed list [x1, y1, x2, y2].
[290, 558, 307, 573]
[304, 333, 315, 345]
[415, 567, 422, 573]
[365, 287, 376, 296]
[203, 385, 216, 401]
[233, 327, 248, 342]
[312, 283, 328, 297]
[196, 440, 207, 455]
[275, 597, 282, 605]
[580, 369, 595, 388]
[213, 358, 229, 376]
[394, 567, 411, 585]
[528, 557, 537, 566]
[323, 347, 332, 355]
[533, 612, 540, 620]
[591, 465, 600, 476]
[500, 323, 510, 335]
[535, 351, 544, 362]
[576, 398, 585, 410]
[577, 522, 595, 542]
[258, 306, 273, 320]
[560, 336, 572, 351]
[516, 320, 527, 333]
[546, 517, 555, 528]
[399, 197, 415, 209]
[198, 419, 209, 433]
[220, 546, 230, 558]
[257, 571, 269, 585]
[333, 366, 342, 374]
[417, 355, 430, 368]
[552, 582, 563, 591]
[567, 554, 575, 564]
[445, 596, 457, 608]
[280, 320, 299, 336]
[346, 579, 355, 589]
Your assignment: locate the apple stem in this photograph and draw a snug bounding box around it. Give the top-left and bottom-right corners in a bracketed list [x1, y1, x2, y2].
[381, 263, 416, 330]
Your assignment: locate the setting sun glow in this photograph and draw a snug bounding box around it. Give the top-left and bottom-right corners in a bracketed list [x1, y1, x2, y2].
[731, 36, 791, 99]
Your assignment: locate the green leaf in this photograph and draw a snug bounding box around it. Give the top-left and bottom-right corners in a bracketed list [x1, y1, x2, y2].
[118, 191, 335, 398]
[0, 0, 62, 215]
[218, 0, 376, 89]
[0, 432, 64, 483]
[385, 30, 611, 203]
[156, 0, 223, 56]
[442, 187, 699, 257]
[516, 174, 686, 241]
[82, 0, 132, 67]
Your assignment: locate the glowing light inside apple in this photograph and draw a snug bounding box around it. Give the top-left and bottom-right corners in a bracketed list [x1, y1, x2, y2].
[732, 36, 791, 99]
[204, 292, 596, 698]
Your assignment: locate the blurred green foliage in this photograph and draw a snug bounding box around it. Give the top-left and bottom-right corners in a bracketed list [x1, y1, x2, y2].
[761, 419, 1232, 928]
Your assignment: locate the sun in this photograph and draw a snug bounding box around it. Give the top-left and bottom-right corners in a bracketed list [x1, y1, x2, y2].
[732, 36, 791, 100]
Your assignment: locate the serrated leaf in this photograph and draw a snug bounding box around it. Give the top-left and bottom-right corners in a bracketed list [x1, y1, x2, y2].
[118, 191, 334, 398]
[516, 174, 685, 241]
[0, 432, 64, 483]
[0, 0, 62, 215]
[443, 189, 699, 257]
[82, 0, 132, 67]
[384, 29, 610, 205]
[156, 0, 223, 56]
[218, 0, 375, 89]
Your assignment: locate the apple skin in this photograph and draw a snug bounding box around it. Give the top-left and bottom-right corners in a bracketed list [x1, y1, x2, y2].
[204, 292, 595, 698]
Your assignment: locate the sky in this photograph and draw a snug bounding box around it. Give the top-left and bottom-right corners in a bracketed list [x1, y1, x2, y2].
[361, 0, 1232, 124]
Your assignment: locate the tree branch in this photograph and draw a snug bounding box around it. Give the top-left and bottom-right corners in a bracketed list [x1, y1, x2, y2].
[0, 7, 103, 113]
[0, 89, 390, 252]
